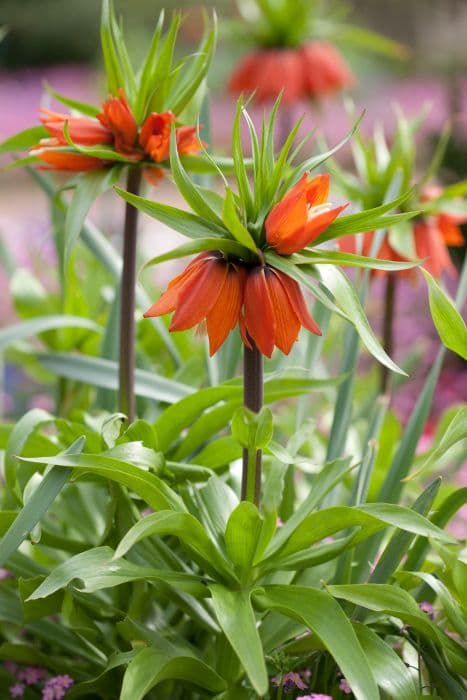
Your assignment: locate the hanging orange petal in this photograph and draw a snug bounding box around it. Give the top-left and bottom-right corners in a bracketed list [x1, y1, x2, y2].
[436, 215, 465, 246]
[206, 264, 246, 355]
[278, 272, 322, 336]
[244, 267, 276, 357]
[170, 254, 228, 331]
[414, 222, 457, 278]
[265, 269, 301, 354]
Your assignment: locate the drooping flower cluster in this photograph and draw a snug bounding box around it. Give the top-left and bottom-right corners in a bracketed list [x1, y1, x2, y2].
[229, 41, 354, 103]
[339, 184, 466, 279]
[144, 174, 345, 356]
[31, 89, 201, 174]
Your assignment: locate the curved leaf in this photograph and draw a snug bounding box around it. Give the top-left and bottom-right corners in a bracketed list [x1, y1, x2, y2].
[209, 584, 268, 696]
[254, 585, 379, 700]
[18, 453, 184, 512]
[142, 237, 252, 271]
[353, 623, 418, 700]
[120, 647, 226, 700]
[114, 511, 235, 581]
[28, 547, 207, 598]
[35, 353, 192, 403]
[0, 315, 101, 357]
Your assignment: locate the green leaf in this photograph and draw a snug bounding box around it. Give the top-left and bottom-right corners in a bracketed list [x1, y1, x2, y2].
[222, 188, 258, 252]
[18, 452, 184, 512]
[267, 457, 353, 555]
[377, 350, 444, 503]
[224, 503, 263, 570]
[4, 408, 54, 498]
[43, 82, 100, 117]
[170, 127, 224, 225]
[422, 269, 467, 360]
[388, 220, 417, 259]
[319, 265, 406, 374]
[115, 186, 227, 239]
[293, 248, 420, 271]
[231, 406, 273, 449]
[0, 315, 101, 353]
[353, 623, 418, 700]
[0, 438, 84, 568]
[142, 237, 251, 272]
[334, 23, 408, 59]
[313, 189, 416, 245]
[254, 586, 379, 700]
[64, 167, 122, 264]
[173, 401, 241, 460]
[35, 353, 192, 403]
[100, 0, 123, 95]
[114, 511, 234, 581]
[28, 547, 206, 598]
[0, 126, 48, 153]
[209, 585, 268, 695]
[406, 406, 467, 481]
[120, 647, 226, 699]
[366, 479, 441, 585]
[328, 583, 455, 650]
[265, 502, 454, 562]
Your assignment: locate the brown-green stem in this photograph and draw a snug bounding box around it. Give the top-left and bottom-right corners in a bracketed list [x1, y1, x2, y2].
[380, 274, 397, 395]
[119, 167, 142, 423]
[241, 341, 263, 505]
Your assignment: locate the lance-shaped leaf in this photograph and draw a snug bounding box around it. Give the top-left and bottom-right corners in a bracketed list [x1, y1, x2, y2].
[222, 188, 258, 252]
[170, 127, 224, 226]
[18, 453, 185, 512]
[405, 406, 467, 482]
[141, 237, 252, 272]
[0, 438, 84, 568]
[262, 503, 455, 563]
[352, 623, 418, 700]
[120, 647, 226, 700]
[0, 315, 101, 353]
[0, 126, 48, 153]
[35, 353, 192, 404]
[114, 511, 235, 581]
[64, 166, 122, 264]
[115, 186, 227, 240]
[253, 586, 379, 700]
[292, 248, 421, 271]
[422, 269, 467, 360]
[313, 189, 417, 245]
[209, 585, 268, 696]
[27, 547, 207, 598]
[328, 582, 467, 675]
[319, 265, 406, 373]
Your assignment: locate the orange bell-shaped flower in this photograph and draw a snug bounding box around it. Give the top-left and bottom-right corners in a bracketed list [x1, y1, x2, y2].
[242, 266, 321, 357]
[144, 252, 246, 356]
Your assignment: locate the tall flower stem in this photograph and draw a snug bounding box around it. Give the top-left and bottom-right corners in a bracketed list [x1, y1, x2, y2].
[241, 342, 263, 505]
[380, 274, 397, 395]
[119, 166, 142, 423]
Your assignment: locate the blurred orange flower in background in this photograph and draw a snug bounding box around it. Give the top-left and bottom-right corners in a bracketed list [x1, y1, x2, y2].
[229, 41, 354, 103]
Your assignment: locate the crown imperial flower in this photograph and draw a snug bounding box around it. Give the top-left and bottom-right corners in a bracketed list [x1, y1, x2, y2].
[266, 173, 347, 254]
